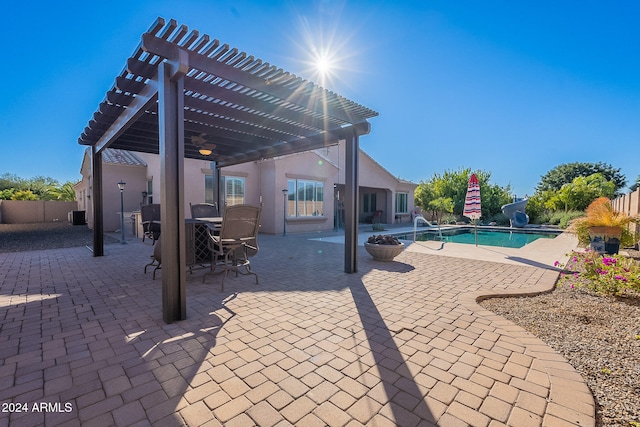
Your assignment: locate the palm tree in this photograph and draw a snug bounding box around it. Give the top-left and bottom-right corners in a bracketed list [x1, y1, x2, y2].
[50, 182, 77, 201]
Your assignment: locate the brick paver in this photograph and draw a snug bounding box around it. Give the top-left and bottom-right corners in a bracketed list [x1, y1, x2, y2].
[0, 229, 595, 426]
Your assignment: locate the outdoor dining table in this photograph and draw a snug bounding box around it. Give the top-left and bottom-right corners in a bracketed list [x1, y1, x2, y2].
[198, 217, 223, 231]
[198, 217, 223, 224]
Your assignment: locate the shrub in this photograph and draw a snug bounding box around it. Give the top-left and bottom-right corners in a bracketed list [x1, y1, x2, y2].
[548, 210, 585, 228]
[372, 223, 385, 231]
[440, 213, 457, 225]
[557, 251, 640, 295]
[532, 211, 552, 224]
[485, 212, 510, 226]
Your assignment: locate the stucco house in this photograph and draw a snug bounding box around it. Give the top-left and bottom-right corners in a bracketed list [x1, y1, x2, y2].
[75, 142, 417, 235]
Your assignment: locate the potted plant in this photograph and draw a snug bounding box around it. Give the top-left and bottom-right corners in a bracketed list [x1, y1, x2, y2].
[364, 234, 405, 261]
[572, 197, 637, 255]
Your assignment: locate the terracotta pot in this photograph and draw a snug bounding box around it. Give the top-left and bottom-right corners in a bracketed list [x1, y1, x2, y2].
[588, 226, 622, 255]
[364, 242, 405, 261]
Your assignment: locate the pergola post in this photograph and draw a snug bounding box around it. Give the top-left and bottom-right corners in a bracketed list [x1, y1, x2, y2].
[158, 61, 187, 323]
[210, 161, 222, 213]
[91, 146, 104, 257]
[344, 132, 359, 273]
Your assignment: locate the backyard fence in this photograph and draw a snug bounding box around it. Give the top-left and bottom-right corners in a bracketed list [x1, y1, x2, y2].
[0, 200, 78, 224]
[612, 188, 640, 235]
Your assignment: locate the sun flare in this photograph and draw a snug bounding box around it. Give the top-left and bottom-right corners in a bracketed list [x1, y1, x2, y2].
[289, 12, 364, 91]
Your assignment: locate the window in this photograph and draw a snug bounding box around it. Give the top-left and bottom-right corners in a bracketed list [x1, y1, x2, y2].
[287, 179, 324, 217]
[147, 180, 153, 204]
[224, 176, 245, 206]
[395, 192, 408, 214]
[204, 175, 214, 204]
[363, 193, 376, 213]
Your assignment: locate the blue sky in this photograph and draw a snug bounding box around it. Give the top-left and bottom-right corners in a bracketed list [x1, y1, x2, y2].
[1, 0, 638, 197]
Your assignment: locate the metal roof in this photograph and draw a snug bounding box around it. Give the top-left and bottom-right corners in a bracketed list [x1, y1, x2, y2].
[78, 17, 378, 167]
[100, 148, 147, 166]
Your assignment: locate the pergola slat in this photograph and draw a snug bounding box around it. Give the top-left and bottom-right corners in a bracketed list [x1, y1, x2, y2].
[78, 17, 377, 323]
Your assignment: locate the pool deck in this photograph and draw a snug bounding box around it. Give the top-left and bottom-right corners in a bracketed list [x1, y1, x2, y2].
[0, 225, 595, 426]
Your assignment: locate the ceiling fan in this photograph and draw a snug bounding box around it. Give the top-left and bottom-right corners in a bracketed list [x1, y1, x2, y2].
[191, 133, 216, 156]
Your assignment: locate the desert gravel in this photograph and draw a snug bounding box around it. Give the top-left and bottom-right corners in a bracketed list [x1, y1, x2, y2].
[480, 259, 640, 427]
[0, 222, 117, 252]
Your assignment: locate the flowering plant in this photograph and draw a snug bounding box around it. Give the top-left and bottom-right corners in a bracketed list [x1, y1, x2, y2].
[556, 250, 640, 295]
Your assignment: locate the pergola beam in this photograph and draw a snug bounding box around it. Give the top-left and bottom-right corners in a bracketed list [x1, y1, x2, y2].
[79, 17, 378, 323]
[94, 77, 159, 153]
[141, 33, 362, 126]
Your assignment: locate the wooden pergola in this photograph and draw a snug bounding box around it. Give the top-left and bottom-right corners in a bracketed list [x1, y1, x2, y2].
[78, 18, 378, 323]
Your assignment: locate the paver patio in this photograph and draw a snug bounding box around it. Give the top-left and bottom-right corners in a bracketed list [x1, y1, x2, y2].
[0, 228, 595, 426]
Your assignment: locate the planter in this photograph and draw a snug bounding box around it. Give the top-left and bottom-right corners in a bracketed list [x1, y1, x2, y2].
[364, 242, 405, 261]
[588, 226, 622, 255]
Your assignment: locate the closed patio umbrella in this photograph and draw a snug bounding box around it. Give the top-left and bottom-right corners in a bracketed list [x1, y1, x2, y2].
[463, 173, 481, 246]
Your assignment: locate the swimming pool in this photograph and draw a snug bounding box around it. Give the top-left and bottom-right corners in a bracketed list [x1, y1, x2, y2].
[397, 227, 560, 249]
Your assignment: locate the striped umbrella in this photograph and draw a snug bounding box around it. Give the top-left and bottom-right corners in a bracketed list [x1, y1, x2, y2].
[463, 173, 481, 245]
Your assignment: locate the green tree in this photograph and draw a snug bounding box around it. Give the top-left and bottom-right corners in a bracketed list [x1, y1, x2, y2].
[427, 197, 454, 223]
[525, 192, 549, 223]
[0, 173, 27, 191]
[536, 162, 626, 195]
[481, 182, 513, 221]
[49, 182, 77, 201]
[543, 173, 615, 212]
[27, 176, 61, 200]
[0, 188, 16, 200]
[11, 190, 38, 200]
[630, 176, 640, 192]
[415, 168, 511, 220]
[0, 174, 76, 201]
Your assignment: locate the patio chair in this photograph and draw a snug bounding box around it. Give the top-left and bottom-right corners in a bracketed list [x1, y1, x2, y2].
[372, 210, 383, 224]
[202, 204, 262, 291]
[143, 235, 162, 279]
[141, 204, 161, 245]
[190, 202, 219, 219]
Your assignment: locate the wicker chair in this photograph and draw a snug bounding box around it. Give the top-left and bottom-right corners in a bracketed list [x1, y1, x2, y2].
[202, 205, 261, 291]
[141, 204, 161, 245]
[143, 236, 162, 279]
[190, 202, 219, 219]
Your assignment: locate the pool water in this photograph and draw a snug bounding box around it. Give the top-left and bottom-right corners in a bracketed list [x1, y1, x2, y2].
[400, 228, 559, 249]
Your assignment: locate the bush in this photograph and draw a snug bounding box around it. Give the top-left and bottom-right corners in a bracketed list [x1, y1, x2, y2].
[548, 210, 585, 228]
[440, 213, 457, 224]
[372, 223, 385, 231]
[485, 212, 510, 226]
[532, 212, 551, 224]
[557, 251, 640, 295]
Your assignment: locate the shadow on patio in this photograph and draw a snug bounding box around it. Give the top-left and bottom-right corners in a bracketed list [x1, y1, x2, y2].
[0, 230, 594, 426]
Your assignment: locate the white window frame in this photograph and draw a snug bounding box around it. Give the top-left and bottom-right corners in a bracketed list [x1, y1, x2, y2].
[395, 192, 408, 214]
[224, 176, 245, 206]
[287, 178, 325, 217]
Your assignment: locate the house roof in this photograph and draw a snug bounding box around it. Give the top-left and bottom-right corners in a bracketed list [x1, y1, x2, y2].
[79, 147, 147, 177]
[77, 17, 378, 168]
[358, 149, 417, 187]
[101, 148, 147, 166]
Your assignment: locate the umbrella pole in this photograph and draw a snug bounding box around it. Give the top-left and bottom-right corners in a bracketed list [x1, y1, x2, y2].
[475, 221, 478, 246]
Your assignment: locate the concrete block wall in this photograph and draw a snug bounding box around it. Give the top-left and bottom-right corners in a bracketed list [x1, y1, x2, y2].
[0, 200, 78, 224]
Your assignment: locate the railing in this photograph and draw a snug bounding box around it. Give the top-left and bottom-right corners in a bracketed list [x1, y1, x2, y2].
[413, 216, 443, 242]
